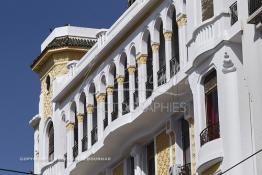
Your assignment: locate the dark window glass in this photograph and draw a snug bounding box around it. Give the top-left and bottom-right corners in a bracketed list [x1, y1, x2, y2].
[147, 141, 155, 175]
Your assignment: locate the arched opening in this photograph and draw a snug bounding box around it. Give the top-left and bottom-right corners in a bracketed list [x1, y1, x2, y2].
[157, 19, 167, 85]
[101, 75, 108, 129]
[80, 93, 88, 152]
[120, 54, 130, 115]
[130, 46, 139, 108]
[46, 75, 51, 92]
[200, 69, 220, 146]
[146, 33, 153, 98]
[109, 64, 118, 121]
[170, 7, 180, 77]
[89, 83, 98, 145]
[71, 102, 78, 160]
[47, 121, 54, 162]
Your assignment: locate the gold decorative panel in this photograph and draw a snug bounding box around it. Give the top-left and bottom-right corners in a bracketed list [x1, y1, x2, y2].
[156, 131, 171, 175]
[113, 163, 124, 175]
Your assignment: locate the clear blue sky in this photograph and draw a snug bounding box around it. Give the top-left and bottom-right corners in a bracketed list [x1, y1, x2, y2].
[0, 0, 126, 174]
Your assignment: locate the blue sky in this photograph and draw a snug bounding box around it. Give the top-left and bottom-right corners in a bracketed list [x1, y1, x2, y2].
[0, 0, 126, 174]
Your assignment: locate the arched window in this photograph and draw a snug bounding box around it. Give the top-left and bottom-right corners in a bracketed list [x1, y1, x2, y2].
[110, 64, 118, 121]
[121, 54, 130, 115]
[158, 21, 167, 85]
[200, 70, 220, 146]
[202, 0, 214, 21]
[89, 83, 98, 145]
[80, 93, 88, 152]
[46, 75, 51, 92]
[171, 9, 180, 77]
[48, 122, 54, 162]
[146, 34, 153, 98]
[71, 102, 78, 160]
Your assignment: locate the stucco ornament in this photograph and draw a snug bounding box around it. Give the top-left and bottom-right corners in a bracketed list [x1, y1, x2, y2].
[222, 52, 236, 74]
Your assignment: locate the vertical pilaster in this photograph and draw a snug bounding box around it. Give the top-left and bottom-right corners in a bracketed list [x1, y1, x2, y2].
[137, 55, 147, 104]
[107, 86, 114, 124]
[131, 145, 143, 175]
[117, 76, 125, 116]
[177, 15, 187, 68]
[77, 114, 84, 154]
[128, 66, 136, 111]
[164, 31, 172, 81]
[66, 123, 74, 165]
[152, 43, 160, 89]
[96, 94, 106, 140]
[87, 105, 93, 149]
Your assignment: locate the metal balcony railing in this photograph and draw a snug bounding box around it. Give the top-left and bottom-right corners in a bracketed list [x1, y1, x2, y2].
[91, 126, 98, 145]
[104, 117, 108, 129]
[157, 65, 166, 86]
[230, 2, 238, 25]
[200, 123, 220, 146]
[170, 56, 180, 77]
[82, 135, 87, 152]
[122, 97, 130, 115]
[111, 111, 118, 121]
[249, 0, 262, 15]
[72, 143, 78, 161]
[179, 163, 191, 175]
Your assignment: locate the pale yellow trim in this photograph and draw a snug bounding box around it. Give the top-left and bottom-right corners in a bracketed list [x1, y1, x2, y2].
[106, 86, 114, 95]
[77, 114, 85, 123]
[164, 32, 173, 41]
[117, 76, 125, 85]
[177, 14, 187, 27]
[96, 93, 107, 103]
[127, 66, 136, 75]
[151, 43, 160, 53]
[87, 105, 94, 114]
[136, 55, 147, 65]
[66, 123, 74, 131]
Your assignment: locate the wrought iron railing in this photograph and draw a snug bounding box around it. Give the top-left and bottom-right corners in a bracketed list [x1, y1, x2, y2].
[111, 111, 118, 121]
[72, 143, 78, 161]
[91, 126, 98, 145]
[170, 56, 180, 77]
[179, 163, 191, 175]
[104, 117, 108, 129]
[230, 2, 238, 25]
[122, 97, 130, 115]
[157, 66, 166, 86]
[64, 153, 67, 168]
[146, 81, 153, 98]
[249, 0, 262, 15]
[82, 135, 87, 152]
[200, 123, 220, 146]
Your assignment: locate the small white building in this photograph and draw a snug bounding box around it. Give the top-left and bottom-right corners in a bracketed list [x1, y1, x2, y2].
[29, 0, 262, 175]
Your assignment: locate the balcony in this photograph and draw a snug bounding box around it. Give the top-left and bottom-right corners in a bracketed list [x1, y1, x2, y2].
[170, 57, 180, 77]
[157, 66, 166, 86]
[248, 0, 262, 24]
[72, 143, 78, 161]
[200, 123, 220, 146]
[82, 135, 87, 152]
[104, 117, 108, 129]
[91, 126, 98, 145]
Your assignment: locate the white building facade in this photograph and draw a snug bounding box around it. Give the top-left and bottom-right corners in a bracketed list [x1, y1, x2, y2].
[29, 0, 262, 175]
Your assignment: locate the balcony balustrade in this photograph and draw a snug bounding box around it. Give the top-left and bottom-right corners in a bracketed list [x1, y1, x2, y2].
[170, 57, 180, 77]
[72, 143, 78, 161]
[122, 97, 130, 115]
[82, 135, 88, 152]
[111, 111, 118, 121]
[146, 81, 153, 98]
[91, 126, 98, 145]
[157, 66, 166, 86]
[200, 123, 220, 146]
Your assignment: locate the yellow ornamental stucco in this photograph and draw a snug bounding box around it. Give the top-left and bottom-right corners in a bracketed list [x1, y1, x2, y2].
[113, 163, 124, 175]
[156, 131, 171, 175]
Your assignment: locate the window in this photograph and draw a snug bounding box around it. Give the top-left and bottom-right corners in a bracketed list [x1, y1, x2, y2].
[46, 75, 51, 92]
[147, 141, 155, 175]
[202, 0, 214, 21]
[200, 70, 220, 146]
[48, 122, 54, 162]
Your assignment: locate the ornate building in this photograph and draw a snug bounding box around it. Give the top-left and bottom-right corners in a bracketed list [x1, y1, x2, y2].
[29, 0, 262, 175]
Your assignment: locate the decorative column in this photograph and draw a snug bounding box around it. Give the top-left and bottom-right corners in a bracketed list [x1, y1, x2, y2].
[87, 105, 93, 149]
[96, 93, 106, 140]
[152, 43, 160, 89]
[77, 113, 84, 154]
[66, 122, 74, 165]
[117, 76, 125, 116]
[106, 86, 114, 124]
[136, 55, 147, 104]
[164, 31, 172, 81]
[128, 66, 136, 111]
[177, 14, 187, 68]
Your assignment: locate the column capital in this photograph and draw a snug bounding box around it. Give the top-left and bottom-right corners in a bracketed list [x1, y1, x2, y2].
[177, 14, 187, 27]
[151, 43, 160, 53]
[66, 122, 74, 131]
[117, 76, 125, 85]
[87, 104, 94, 114]
[106, 86, 114, 95]
[164, 31, 173, 41]
[136, 54, 147, 65]
[77, 114, 84, 123]
[127, 66, 136, 75]
[96, 93, 107, 103]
